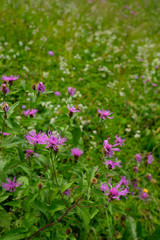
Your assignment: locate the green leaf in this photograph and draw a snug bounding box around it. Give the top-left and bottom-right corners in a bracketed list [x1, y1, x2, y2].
[0, 195, 9, 203]
[61, 181, 75, 193]
[77, 207, 90, 230]
[33, 200, 49, 218]
[72, 127, 81, 146]
[150, 226, 160, 240]
[7, 101, 20, 117]
[91, 209, 99, 219]
[1, 230, 27, 240]
[50, 199, 66, 216]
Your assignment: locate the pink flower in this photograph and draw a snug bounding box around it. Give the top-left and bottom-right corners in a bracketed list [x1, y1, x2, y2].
[54, 91, 61, 96]
[45, 130, 67, 151]
[98, 109, 113, 120]
[68, 87, 76, 96]
[152, 83, 157, 87]
[2, 75, 19, 82]
[36, 82, 45, 93]
[147, 154, 154, 164]
[25, 131, 48, 145]
[104, 159, 121, 169]
[25, 149, 39, 159]
[0, 84, 9, 94]
[71, 148, 83, 160]
[146, 174, 152, 180]
[68, 106, 80, 113]
[23, 109, 38, 118]
[139, 190, 151, 201]
[0, 131, 10, 136]
[64, 189, 70, 196]
[48, 51, 54, 56]
[103, 138, 120, 158]
[135, 153, 142, 163]
[120, 176, 129, 186]
[100, 179, 129, 204]
[2, 177, 21, 192]
[114, 135, 125, 147]
[2, 103, 9, 112]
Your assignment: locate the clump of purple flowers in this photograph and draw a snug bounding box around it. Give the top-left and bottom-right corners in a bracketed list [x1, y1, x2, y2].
[103, 138, 120, 158]
[36, 82, 45, 93]
[98, 109, 113, 120]
[100, 179, 129, 204]
[23, 109, 38, 118]
[2, 177, 21, 192]
[68, 87, 76, 96]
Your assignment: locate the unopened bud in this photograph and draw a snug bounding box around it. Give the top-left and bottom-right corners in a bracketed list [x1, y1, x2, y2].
[2, 103, 9, 112]
[95, 173, 100, 178]
[91, 178, 97, 184]
[32, 84, 36, 90]
[65, 228, 72, 235]
[38, 183, 43, 189]
[150, 179, 157, 184]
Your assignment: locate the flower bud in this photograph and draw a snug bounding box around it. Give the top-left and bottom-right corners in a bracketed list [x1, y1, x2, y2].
[36, 82, 45, 93]
[32, 84, 36, 90]
[2, 103, 9, 112]
[95, 173, 100, 179]
[91, 178, 97, 184]
[38, 183, 43, 189]
[65, 228, 72, 235]
[150, 179, 157, 184]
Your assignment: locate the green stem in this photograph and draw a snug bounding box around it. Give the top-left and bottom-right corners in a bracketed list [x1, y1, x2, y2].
[50, 150, 68, 208]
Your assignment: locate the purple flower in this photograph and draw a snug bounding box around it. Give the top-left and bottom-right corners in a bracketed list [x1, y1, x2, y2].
[98, 109, 114, 120]
[120, 176, 129, 186]
[101, 179, 129, 204]
[103, 138, 120, 158]
[0, 131, 10, 136]
[45, 130, 67, 151]
[21, 105, 26, 109]
[1, 103, 9, 112]
[135, 153, 142, 163]
[0, 84, 10, 94]
[100, 182, 108, 192]
[139, 190, 151, 201]
[146, 174, 152, 180]
[54, 91, 61, 96]
[68, 87, 76, 96]
[64, 189, 70, 196]
[36, 82, 45, 93]
[152, 83, 157, 87]
[2, 75, 19, 82]
[155, 65, 159, 69]
[71, 148, 83, 160]
[104, 159, 121, 169]
[133, 166, 138, 173]
[2, 177, 21, 192]
[114, 135, 125, 147]
[147, 154, 154, 164]
[25, 149, 39, 159]
[48, 51, 54, 56]
[25, 131, 48, 145]
[23, 109, 38, 118]
[68, 106, 80, 113]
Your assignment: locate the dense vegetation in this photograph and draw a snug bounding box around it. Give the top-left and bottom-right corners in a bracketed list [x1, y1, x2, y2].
[0, 0, 160, 239]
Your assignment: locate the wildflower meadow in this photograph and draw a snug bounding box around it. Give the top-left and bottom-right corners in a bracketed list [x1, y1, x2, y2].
[0, 0, 160, 239]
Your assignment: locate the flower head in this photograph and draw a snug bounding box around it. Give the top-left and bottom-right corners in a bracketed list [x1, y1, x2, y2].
[120, 176, 129, 186]
[54, 91, 61, 96]
[36, 82, 45, 93]
[0, 131, 10, 136]
[147, 154, 154, 164]
[100, 179, 129, 204]
[104, 159, 121, 169]
[135, 153, 142, 163]
[71, 148, 83, 160]
[48, 51, 54, 56]
[114, 135, 125, 147]
[2, 75, 19, 82]
[146, 174, 152, 180]
[64, 189, 70, 196]
[103, 138, 120, 158]
[23, 109, 38, 118]
[68, 87, 76, 96]
[45, 130, 67, 152]
[25, 149, 39, 159]
[139, 189, 151, 201]
[1, 84, 9, 94]
[25, 131, 48, 145]
[2, 177, 21, 192]
[1, 103, 9, 112]
[98, 109, 113, 120]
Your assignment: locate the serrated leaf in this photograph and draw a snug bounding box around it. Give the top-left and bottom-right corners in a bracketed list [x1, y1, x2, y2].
[7, 101, 20, 117]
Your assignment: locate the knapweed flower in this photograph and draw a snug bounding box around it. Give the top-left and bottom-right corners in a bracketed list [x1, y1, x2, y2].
[45, 130, 67, 152]
[0, 131, 10, 136]
[71, 148, 83, 160]
[54, 91, 61, 96]
[68, 106, 80, 117]
[100, 179, 129, 204]
[135, 153, 142, 163]
[139, 189, 151, 201]
[1, 84, 9, 94]
[25, 149, 39, 159]
[2, 75, 19, 82]
[147, 154, 154, 164]
[98, 109, 113, 120]
[146, 174, 152, 180]
[2, 177, 21, 192]
[36, 82, 45, 93]
[48, 51, 54, 56]
[25, 131, 48, 145]
[133, 166, 138, 173]
[23, 109, 38, 118]
[103, 138, 120, 158]
[114, 135, 125, 147]
[121, 176, 129, 186]
[104, 159, 121, 169]
[68, 87, 76, 96]
[1, 103, 9, 112]
[64, 189, 70, 196]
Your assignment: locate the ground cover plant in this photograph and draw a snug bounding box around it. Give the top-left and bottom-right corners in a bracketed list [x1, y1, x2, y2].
[0, 0, 160, 239]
